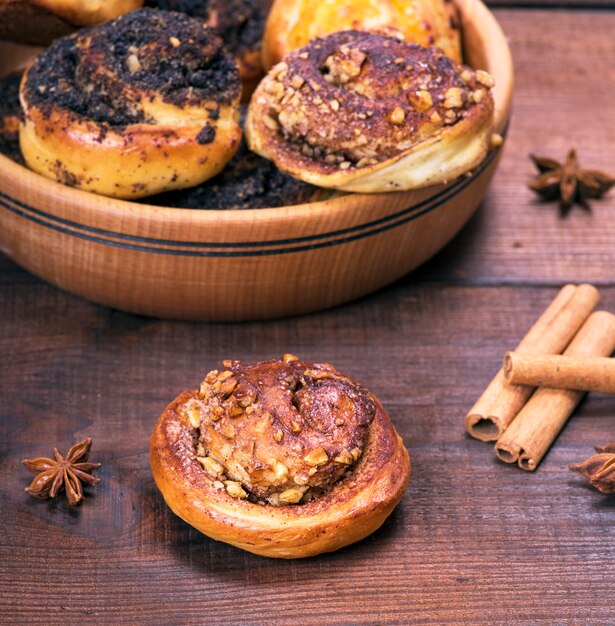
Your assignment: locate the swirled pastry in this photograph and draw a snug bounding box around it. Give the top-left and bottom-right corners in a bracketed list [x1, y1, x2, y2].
[263, 0, 462, 69]
[150, 355, 410, 558]
[19, 9, 242, 199]
[246, 31, 494, 193]
[145, 0, 272, 98]
[0, 0, 143, 46]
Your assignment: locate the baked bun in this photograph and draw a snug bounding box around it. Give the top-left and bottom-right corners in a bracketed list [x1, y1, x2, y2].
[262, 0, 462, 69]
[150, 355, 410, 558]
[146, 136, 327, 209]
[246, 30, 494, 193]
[19, 9, 242, 199]
[145, 0, 272, 98]
[0, 0, 143, 46]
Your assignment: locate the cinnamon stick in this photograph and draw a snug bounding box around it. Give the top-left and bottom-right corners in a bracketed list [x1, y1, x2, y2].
[465, 284, 599, 441]
[504, 352, 615, 394]
[495, 311, 615, 471]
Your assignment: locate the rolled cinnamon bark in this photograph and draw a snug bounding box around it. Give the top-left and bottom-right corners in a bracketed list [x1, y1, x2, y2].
[504, 352, 615, 394]
[465, 284, 600, 441]
[495, 311, 615, 471]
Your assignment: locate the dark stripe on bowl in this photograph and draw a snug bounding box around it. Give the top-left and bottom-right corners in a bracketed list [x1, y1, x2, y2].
[0, 132, 504, 257]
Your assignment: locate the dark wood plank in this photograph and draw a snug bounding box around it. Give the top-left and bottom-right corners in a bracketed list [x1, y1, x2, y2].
[1, 281, 614, 624]
[417, 9, 615, 285]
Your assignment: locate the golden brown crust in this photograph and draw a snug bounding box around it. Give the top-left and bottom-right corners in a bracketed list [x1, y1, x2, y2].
[247, 30, 494, 193]
[150, 357, 410, 558]
[262, 0, 462, 69]
[0, 0, 143, 45]
[19, 9, 242, 199]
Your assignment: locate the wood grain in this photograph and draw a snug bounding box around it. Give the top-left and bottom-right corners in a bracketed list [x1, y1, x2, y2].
[1, 280, 614, 624]
[418, 9, 615, 285]
[1, 6, 615, 626]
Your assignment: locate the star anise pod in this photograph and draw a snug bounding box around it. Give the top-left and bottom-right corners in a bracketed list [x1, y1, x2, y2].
[569, 444, 615, 495]
[529, 149, 615, 213]
[22, 438, 101, 506]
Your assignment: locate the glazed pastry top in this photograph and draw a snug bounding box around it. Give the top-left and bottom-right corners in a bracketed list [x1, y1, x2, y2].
[263, 0, 462, 67]
[183, 355, 376, 505]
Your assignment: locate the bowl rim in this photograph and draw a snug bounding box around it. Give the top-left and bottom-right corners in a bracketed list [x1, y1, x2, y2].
[0, 0, 513, 228]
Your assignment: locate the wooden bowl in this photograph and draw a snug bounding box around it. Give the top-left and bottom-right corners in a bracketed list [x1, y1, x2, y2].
[0, 0, 513, 321]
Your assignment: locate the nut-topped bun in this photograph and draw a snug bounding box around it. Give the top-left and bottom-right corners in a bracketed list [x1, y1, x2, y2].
[0, 0, 143, 46]
[150, 355, 410, 558]
[246, 30, 494, 193]
[146, 0, 272, 99]
[19, 9, 242, 199]
[263, 0, 462, 69]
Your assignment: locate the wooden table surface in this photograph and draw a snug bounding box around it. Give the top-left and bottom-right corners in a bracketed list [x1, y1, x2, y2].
[1, 4, 615, 625]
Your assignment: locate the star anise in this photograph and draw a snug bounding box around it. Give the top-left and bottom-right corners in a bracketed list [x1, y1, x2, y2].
[22, 438, 101, 506]
[569, 444, 615, 495]
[529, 149, 615, 213]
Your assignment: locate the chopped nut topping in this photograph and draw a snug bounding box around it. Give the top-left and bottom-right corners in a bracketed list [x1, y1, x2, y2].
[335, 418, 345, 426]
[389, 107, 406, 125]
[271, 62, 288, 79]
[187, 408, 201, 429]
[291, 420, 302, 434]
[443, 87, 463, 109]
[430, 111, 442, 124]
[304, 447, 329, 467]
[278, 487, 305, 504]
[304, 368, 333, 380]
[308, 467, 318, 476]
[274, 429, 284, 442]
[408, 89, 433, 112]
[324, 48, 366, 84]
[339, 161, 352, 170]
[209, 405, 224, 421]
[263, 114, 279, 131]
[461, 69, 473, 83]
[197, 456, 224, 478]
[291, 75, 305, 89]
[220, 423, 236, 440]
[334, 450, 354, 465]
[283, 354, 299, 363]
[225, 481, 247, 499]
[329, 99, 340, 112]
[272, 460, 289, 481]
[475, 69, 494, 88]
[471, 89, 484, 103]
[229, 405, 244, 418]
[350, 447, 362, 461]
[169, 36, 180, 48]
